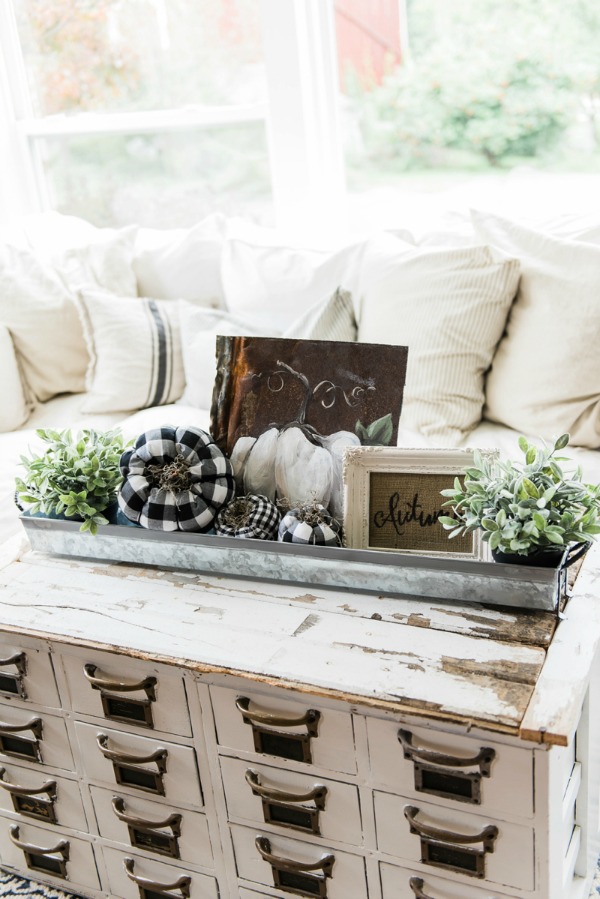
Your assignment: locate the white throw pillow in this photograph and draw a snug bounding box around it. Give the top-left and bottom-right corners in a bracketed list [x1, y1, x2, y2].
[22, 212, 138, 296]
[0, 325, 32, 432]
[134, 215, 227, 306]
[221, 238, 364, 331]
[471, 211, 600, 448]
[77, 290, 185, 414]
[283, 287, 358, 341]
[177, 302, 269, 410]
[357, 234, 520, 445]
[0, 243, 90, 400]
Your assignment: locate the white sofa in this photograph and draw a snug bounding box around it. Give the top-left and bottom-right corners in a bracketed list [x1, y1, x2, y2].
[2, 208, 600, 548]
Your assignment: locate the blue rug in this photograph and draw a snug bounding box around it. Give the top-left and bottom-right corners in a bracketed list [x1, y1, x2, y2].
[1, 867, 599, 896]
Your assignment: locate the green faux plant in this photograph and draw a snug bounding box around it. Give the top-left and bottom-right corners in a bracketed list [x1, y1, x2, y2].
[16, 428, 131, 535]
[439, 434, 600, 557]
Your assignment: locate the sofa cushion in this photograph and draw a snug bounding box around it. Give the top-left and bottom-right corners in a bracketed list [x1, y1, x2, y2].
[0, 326, 32, 433]
[77, 289, 185, 414]
[0, 243, 90, 400]
[221, 238, 364, 331]
[472, 211, 600, 448]
[282, 287, 357, 342]
[356, 234, 520, 445]
[177, 302, 268, 410]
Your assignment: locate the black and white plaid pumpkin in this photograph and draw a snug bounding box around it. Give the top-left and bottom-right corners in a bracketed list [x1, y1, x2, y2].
[215, 494, 280, 540]
[118, 426, 235, 532]
[278, 503, 341, 546]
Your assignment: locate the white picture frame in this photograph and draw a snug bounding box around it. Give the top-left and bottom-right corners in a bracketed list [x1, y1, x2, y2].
[342, 446, 495, 560]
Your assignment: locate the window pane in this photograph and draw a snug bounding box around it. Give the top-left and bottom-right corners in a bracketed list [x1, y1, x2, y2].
[13, 0, 266, 116]
[36, 124, 273, 228]
[337, 0, 600, 226]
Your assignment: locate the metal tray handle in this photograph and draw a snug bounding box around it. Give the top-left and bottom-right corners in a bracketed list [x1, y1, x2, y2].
[112, 796, 181, 835]
[255, 836, 334, 876]
[398, 729, 496, 776]
[9, 824, 69, 860]
[0, 652, 26, 675]
[0, 767, 56, 799]
[236, 697, 320, 735]
[83, 664, 157, 700]
[404, 806, 498, 850]
[409, 877, 437, 899]
[0, 717, 42, 740]
[245, 769, 327, 808]
[124, 857, 190, 897]
[97, 734, 167, 772]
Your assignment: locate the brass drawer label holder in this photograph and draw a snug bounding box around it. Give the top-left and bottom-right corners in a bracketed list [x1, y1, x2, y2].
[84, 663, 157, 728]
[404, 805, 498, 878]
[399, 729, 496, 805]
[236, 696, 321, 764]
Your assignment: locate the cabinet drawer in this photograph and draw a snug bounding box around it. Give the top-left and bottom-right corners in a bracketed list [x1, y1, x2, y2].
[231, 824, 368, 899]
[374, 791, 534, 891]
[0, 762, 87, 830]
[0, 705, 73, 770]
[90, 784, 213, 867]
[380, 861, 513, 898]
[0, 815, 100, 890]
[61, 650, 191, 736]
[104, 846, 219, 899]
[221, 756, 362, 845]
[0, 639, 60, 708]
[75, 722, 203, 807]
[211, 686, 356, 774]
[367, 719, 533, 818]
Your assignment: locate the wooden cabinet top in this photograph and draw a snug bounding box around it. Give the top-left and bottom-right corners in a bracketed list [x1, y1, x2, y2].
[1, 533, 600, 747]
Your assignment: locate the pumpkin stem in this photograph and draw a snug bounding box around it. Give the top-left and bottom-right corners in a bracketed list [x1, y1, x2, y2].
[274, 360, 311, 424]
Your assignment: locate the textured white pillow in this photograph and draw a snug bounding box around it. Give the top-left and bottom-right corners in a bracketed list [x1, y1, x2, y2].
[221, 238, 364, 331]
[0, 325, 32, 432]
[357, 234, 520, 444]
[77, 290, 185, 414]
[134, 215, 227, 306]
[472, 211, 600, 448]
[0, 243, 90, 400]
[23, 212, 138, 296]
[177, 303, 268, 410]
[283, 287, 358, 341]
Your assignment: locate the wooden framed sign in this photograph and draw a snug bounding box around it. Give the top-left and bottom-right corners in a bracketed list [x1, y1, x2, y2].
[343, 446, 493, 560]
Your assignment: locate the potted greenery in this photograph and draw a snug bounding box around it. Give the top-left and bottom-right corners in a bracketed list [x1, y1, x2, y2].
[439, 434, 600, 565]
[16, 428, 130, 535]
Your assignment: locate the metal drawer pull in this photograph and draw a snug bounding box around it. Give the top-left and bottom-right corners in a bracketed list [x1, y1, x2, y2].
[83, 664, 157, 700]
[0, 652, 27, 674]
[96, 734, 168, 772]
[0, 717, 43, 739]
[409, 877, 435, 899]
[255, 835, 334, 875]
[10, 824, 69, 877]
[245, 769, 328, 808]
[236, 697, 320, 735]
[124, 857, 191, 898]
[404, 805, 498, 848]
[112, 796, 182, 834]
[0, 767, 57, 799]
[9, 825, 69, 859]
[398, 730, 496, 775]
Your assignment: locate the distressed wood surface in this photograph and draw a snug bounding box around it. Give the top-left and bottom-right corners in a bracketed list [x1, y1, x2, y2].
[0, 544, 567, 735]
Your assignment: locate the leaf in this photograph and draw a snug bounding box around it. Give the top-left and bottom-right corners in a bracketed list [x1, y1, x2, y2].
[522, 478, 539, 499]
[481, 518, 498, 532]
[439, 515, 460, 528]
[518, 436, 529, 453]
[355, 413, 394, 446]
[554, 433, 570, 451]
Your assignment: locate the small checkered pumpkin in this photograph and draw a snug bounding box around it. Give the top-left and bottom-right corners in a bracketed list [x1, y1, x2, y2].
[215, 494, 280, 541]
[278, 503, 342, 547]
[118, 426, 235, 532]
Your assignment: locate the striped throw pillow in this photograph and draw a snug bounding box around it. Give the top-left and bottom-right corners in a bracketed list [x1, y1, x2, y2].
[283, 287, 358, 342]
[357, 235, 520, 445]
[77, 289, 184, 413]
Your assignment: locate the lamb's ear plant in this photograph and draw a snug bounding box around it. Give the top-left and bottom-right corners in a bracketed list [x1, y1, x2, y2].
[439, 434, 600, 557]
[16, 428, 131, 535]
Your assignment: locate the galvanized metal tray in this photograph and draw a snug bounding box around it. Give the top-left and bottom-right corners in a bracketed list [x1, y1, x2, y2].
[19, 515, 572, 612]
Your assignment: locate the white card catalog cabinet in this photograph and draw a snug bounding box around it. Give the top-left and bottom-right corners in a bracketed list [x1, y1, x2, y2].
[0, 537, 598, 899]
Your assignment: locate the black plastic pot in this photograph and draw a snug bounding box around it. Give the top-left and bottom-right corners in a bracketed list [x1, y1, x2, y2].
[491, 541, 591, 569]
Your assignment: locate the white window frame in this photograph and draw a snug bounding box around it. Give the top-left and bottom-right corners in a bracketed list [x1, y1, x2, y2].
[0, 0, 346, 237]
